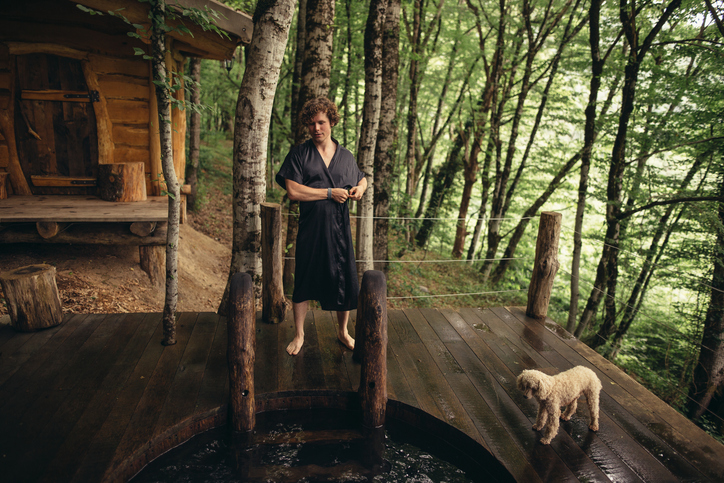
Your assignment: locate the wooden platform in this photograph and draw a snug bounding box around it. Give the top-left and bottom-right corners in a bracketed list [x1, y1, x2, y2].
[0, 195, 168, 223]
[1, 307, 723, 482]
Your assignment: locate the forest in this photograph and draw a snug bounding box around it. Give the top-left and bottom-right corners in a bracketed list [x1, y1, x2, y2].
[184, 0, 724, 439]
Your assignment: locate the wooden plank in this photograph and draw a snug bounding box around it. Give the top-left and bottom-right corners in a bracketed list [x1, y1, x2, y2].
[102, 312, 197, 480]
[0, 314, 110, 478]
[254, 312, 279, 395]
[466, 308, 668, 482]
[31, 175, 96, 187]
[107, 98, 149, 124]
[293, 309, 325, 390]
[0, 195, 168, 223]
[0, 314, 80, 390]
[154, 312, 218, 433]
[195, 314, 229, 413]
[20, 89, 92, 102]
[114, 145, 150, 164]
[442, 309, 592, 482]
[89, 54, 149, 78]
[313, 310, 352, 391]
[503, 307, 709, 482]
[276, 309, 296, 392]
[40, 313, 158, 482]
[112, 124, 149, 147]
[70, 314, 164, 483]
[97, 75, 149, 100]
[14, 313, 146, 482]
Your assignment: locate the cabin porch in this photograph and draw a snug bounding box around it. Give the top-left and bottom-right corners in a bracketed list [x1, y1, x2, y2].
[0, 306, 722, 482]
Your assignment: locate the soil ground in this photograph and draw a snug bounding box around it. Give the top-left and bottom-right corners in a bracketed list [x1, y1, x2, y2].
[0, 188, 234, 319]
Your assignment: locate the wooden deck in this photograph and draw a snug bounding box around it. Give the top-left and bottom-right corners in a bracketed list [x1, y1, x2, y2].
[0, 195, 169, 223]
[1, 307, 723, 482]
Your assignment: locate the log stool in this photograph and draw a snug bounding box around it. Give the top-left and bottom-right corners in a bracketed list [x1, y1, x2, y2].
[98, 162, 147, 202]
[0, 264, 63, 332]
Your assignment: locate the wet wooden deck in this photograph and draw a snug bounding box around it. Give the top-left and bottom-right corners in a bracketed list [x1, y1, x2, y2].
[1, 307, 723, 482]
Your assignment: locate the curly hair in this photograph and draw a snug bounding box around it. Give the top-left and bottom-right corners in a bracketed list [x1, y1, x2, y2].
[299, 97, 340, 128]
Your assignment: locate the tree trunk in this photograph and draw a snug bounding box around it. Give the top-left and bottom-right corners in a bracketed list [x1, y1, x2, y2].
[151, 0, 181, 346]
[283, 0, 334, 295]
[607, 155, 706, 358]
[402, 0, 422, 224]
[373, 0, 401, 273]
[583, 0, 682, 348]
[415, 123, 468, 248]
[356, 0, 387, 279]
[219, 0, 296, 315]
[688, 176, 724, 421]
[186, 57, 201, 211]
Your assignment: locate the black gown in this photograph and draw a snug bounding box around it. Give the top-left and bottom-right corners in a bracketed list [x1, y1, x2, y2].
[276, 138, 365, 311]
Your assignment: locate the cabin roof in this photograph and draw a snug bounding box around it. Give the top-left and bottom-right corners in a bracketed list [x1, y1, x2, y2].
[0, 0, 252, 61]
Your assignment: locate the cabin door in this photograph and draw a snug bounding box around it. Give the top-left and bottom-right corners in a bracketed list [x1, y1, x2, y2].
[14, 53, 99, 195]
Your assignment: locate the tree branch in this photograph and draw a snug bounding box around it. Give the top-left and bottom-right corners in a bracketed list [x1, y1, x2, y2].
[618, 196, 721, 221]
[625, 136, 724, 166]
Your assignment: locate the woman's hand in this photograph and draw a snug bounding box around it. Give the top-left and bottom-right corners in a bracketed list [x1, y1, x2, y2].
[331, 188, 349, 203]
[348, 178, 367, 201]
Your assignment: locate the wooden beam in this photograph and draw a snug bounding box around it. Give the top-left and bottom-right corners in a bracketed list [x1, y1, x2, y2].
[20, 90, 92, 102]
[30, 175, 96, 187]
[36, 221, 68, 239]
[261, 203, 286, 324]
[0, 110, 32, 195]
[5, 41, 88, 60]
[148, 58, 161, 196]
[82, 60, 115, 165]
[0, 221, 167, 244]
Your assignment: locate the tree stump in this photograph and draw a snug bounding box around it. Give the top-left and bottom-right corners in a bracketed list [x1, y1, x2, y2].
[97, 162, 147, 202]
[0, 264, 63, 332]
[36, 221, 68, 239]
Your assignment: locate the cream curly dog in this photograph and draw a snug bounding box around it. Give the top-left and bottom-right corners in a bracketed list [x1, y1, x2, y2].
[516, 366, 601, 444]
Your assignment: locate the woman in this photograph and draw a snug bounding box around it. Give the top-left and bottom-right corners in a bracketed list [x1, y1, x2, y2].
[276, 97, 367, 356]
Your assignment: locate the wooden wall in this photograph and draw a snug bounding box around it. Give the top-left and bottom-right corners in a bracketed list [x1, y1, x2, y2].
[0, 43, 9, 173]
[0, 1, 193, 196]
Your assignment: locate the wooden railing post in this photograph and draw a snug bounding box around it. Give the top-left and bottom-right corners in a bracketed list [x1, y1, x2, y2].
[356, 270, 388, 429]
[527, 212, 562, 319]
[261, 202, 287, 324]
[228, 272, 255, 433]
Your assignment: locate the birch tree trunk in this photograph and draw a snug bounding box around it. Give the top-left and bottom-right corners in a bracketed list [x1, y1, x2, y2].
[151, 0, 181, 346]
[219, 0, 296, 315]
[186, 57, 202, 211]
[356, 0, 386, 279]
[373, 0, 401, 273]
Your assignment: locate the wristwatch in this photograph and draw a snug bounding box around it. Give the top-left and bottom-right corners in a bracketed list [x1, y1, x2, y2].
[327, 188, 332, 200]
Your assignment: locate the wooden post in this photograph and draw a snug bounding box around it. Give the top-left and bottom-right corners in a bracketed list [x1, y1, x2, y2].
[0, 264, 63, 332]
[139, 245, 164, 286]
[0, 172, 7, 200]
[526, 212, 562, 319]
[228, 272, 256, 433]
[261, 202, 286, 324]
[357, 270, 388, 429]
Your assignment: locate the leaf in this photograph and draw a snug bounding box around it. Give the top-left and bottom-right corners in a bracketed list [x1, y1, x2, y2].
[133, 47, 146, 56]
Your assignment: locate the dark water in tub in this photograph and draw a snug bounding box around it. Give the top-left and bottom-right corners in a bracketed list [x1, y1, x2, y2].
[132, 408, 510, 482]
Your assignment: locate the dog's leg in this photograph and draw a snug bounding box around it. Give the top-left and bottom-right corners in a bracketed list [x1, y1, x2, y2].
[561, 398, 578, 421]
[540, 403, 561, 445]
[533, 403, 547, 431]
[586, 388, 600, 431]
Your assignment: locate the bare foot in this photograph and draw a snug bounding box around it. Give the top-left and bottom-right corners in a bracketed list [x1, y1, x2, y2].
[337, 330, 355, 351]
[286, 335, 304, 356]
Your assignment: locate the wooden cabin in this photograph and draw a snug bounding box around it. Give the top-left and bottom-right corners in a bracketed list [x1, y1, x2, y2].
[0, 0, 251, 280]
[0, 0, 251, 199]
